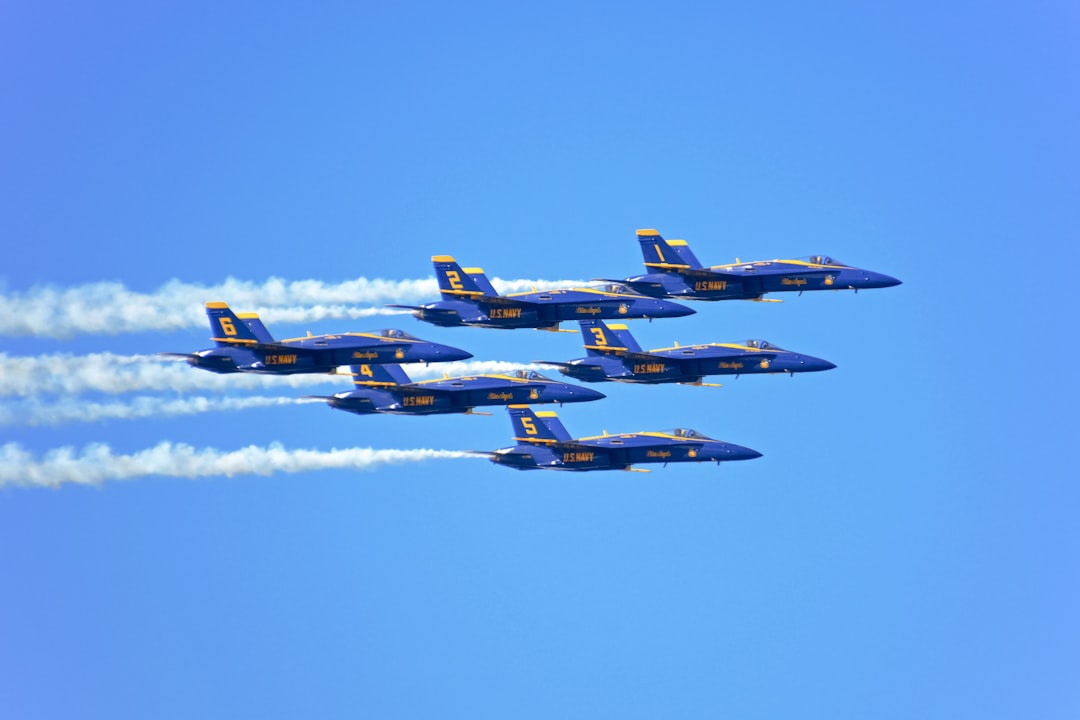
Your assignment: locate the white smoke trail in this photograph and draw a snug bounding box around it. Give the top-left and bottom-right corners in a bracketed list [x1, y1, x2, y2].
[0, 353, 542, 397]
[0, 275, 586, 338]
[0, 441, 482, 488]
[0, 395, 323, 427]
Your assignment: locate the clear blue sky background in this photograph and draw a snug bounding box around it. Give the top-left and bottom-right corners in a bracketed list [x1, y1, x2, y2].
[2, 2, 1077, 718]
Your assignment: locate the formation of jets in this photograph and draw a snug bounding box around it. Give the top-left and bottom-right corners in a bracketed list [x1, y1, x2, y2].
[167, 229, 900, 472]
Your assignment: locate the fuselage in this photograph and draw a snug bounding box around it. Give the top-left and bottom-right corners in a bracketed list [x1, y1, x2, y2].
[553, 340, 836, 383]
[625, 257, 901, 301]
[409, 286, 694, 329]
[324, 371, 605, 415]
[188, 330, 472, 374]
[490, 429, 762, 471]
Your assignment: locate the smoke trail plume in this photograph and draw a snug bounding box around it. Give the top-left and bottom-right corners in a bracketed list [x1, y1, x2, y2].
[0, 275, 585, 338]
[0, 353, 540, 398]
[0, 395, 322, 427]
[0, 441, 482, 488]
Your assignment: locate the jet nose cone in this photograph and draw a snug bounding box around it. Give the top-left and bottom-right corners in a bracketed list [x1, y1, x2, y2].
[721, 443, 763, 461]
[801, 355, 837, 372]
[652, 299, 695, 318]
[438, 344, 473, 361]
[568, 386, 607, 402]
[863, 271, 902, 289]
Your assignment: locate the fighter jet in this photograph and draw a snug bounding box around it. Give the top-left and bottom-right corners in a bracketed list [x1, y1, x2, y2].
[307, 363, 605, 415]
[388, 255, 694, 330]
[614, 229, 901, 301]
[161, 302, 472, 374]
[479, 405, 762, 471]
[537, 319, 836, 385]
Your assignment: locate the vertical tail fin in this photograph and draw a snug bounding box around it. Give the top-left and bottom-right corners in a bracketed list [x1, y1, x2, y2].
[237, 313, 275, 343]
[508, 405, 572, 444]
[462, 267, 499, 296]
[206, 302, 263, 346]
[348, 363, 413, 387]
[637, 229, 703, 271]
[432, 256, 496, 298]
[578, 319, 643, 355]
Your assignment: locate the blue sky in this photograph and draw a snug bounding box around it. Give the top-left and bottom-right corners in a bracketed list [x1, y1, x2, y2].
[2, 2, 1077, 718]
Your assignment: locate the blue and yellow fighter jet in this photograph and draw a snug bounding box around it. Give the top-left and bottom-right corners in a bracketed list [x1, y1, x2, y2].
[479, 406, 762, 471]
[613, 229, 901, 301]
[388, 255, 694, 330]
[537, 319, 836, 385]
[161, 302, 472, 374]
[307, 363, 605, 416]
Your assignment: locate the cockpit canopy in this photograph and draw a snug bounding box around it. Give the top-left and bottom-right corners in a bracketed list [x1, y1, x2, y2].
[380, 328, 419, 340]
[592, 283, 639, 296]
[800, 255, 843, 266]
[745, 339, 784, 351]
[669, 428, 713, 440]
[512, 369, 553, 381]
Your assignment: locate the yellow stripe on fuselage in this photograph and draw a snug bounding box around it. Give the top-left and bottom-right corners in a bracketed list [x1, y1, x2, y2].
[647, 342, 774, 353]
[211, 337, 258, 345]
[439, 288, 488, 297]
[504, 287, 627, 299]
[644, 261, 692, 270]
[635, 431, 698, 441]
[276, 332, 422, 344]
[707, 259, 848, 270]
